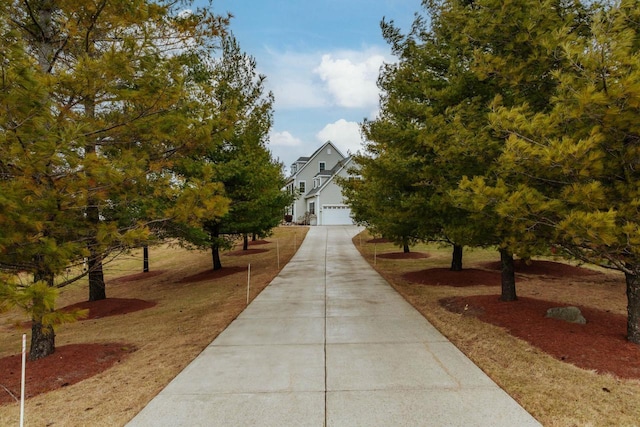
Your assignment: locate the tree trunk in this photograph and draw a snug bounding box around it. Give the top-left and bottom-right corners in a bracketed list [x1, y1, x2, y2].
[210, 224, 222, 270]
[88, 254, 106, 301]
[499, 248, 517, 301]
[252, 233, 257, 241]
[29, 320, 55, 361]
[403, 243, 410, 253]
[143, 245, 149, 273]
[81, 24, 109, 300]
[212, 244, 222, 271]
[30, 269, 55, 360]
[243, 234, 249, 251]
[35, 1, 55, 72]
[29, 0, 57, 362]
[450, 244, 463, 271]
[625, 270, 640, 344]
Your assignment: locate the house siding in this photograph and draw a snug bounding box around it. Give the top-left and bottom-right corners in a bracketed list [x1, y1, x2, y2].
[287, 142, 345, 223]
[317, 162, 353, 225]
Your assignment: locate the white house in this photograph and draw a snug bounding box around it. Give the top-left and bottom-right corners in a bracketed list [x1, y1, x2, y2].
[284, 141, 357, 225]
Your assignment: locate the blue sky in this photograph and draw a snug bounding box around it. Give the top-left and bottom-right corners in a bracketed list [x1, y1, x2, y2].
[196, 0, 420, 171]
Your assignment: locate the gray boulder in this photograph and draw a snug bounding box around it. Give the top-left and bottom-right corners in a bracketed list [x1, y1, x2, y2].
[545, 306, 587, 324]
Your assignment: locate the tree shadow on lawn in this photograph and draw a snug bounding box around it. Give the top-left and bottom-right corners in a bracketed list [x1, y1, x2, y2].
[479, 259, 602, 277]
[178, 266, 247, 283]
[377, 252, 430, 260]
[115, 270, 166, 283]
[225, 248, 269, 257]
[366, 238, 391, 244]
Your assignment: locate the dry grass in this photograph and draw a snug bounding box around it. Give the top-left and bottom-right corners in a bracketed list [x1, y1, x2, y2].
[355, 231, 640, 427]
[3, 226, 639, 426]
[0, 226, 308, 426]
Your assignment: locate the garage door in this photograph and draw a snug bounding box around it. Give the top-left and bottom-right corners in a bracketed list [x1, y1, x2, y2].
[322, 204, 353, 225]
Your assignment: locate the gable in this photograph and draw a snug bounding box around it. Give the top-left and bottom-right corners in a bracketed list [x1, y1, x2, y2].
[289, 141, 345, 182]
[304, 157, 357, 200]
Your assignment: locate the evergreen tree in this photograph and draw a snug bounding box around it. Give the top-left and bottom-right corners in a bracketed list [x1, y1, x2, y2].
[0, 0, 229, 359]
[488, 1, 640, 343]
[177, 34, 288, 270]
[341, 149, 426, 253]
[432, 0, 589, 297]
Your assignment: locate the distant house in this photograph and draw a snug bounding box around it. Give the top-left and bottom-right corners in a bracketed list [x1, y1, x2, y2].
[284, 141, 357, 225]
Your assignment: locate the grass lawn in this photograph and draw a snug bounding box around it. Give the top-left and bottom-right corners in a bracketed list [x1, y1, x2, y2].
[354, 230, 640, 427]
[0, 226, 308, 426]
[2, 225, 639, 426]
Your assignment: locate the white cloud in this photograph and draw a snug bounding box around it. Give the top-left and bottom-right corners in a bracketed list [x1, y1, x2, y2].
[262, 49, 330, 109]
[314, 50, 386, 109]
[262, 47, 390, 111]
[269, 130, 302, 147]
[316, 119, 364, 156]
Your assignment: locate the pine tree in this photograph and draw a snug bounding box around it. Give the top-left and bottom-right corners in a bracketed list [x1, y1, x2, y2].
[0, 0, 229, 359]
[489, 1, 640, 343]
[176, 34, 287, 270]
[438, 0, 590, 298]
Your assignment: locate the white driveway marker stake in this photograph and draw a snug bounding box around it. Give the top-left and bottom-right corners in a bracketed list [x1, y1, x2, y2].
[247, 264, 251, 304]
[294, 233, 297, 252]
[277, 239, 280, 270]
[20, 333, 26, 427]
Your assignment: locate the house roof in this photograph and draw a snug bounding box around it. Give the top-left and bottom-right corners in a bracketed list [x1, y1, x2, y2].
[287, 140, 345, 180]
[305, 186, 322, 197]
[329, 157, 350, 173]
[305, 156, 353, 199]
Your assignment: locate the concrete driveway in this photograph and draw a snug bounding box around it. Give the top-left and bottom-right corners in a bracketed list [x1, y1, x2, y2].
[127, 226, 540, 426]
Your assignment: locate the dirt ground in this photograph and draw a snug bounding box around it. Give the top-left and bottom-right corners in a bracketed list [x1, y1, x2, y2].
[377, 251, 430, 259]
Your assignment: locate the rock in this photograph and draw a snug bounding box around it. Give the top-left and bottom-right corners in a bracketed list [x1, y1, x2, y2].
[545, 306, 587, 324]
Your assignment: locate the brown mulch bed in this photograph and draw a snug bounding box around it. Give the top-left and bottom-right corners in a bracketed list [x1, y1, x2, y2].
[479, 260, 601, 277]
[248, 240, 270, 246]
[0, 343, 136, 405]
[225, 248, 269, 257]
[61, 298, 157, 320]
[403, 268, 505, 287]
[441, 295, 640, 379]
[115, 270, 166, 283]
[1, 298, 154, 405]
[178, 266, 246, 283]
[377, 252, 430, 259]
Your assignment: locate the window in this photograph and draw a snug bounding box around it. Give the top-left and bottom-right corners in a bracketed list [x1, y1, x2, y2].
[328, 148, 332, 154]
[309, 202, 315, 215]
[319, 162, 326, 172]
[299, 181, 306, 193]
